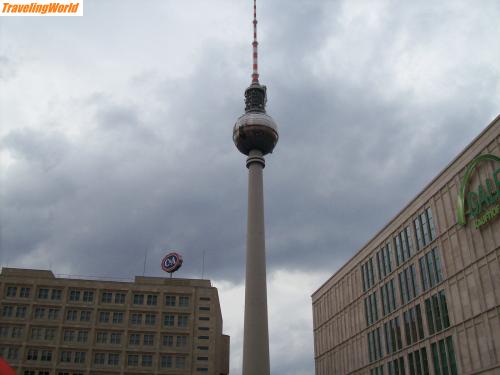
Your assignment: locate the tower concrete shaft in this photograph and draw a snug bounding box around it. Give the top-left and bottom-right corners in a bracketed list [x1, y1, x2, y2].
[242, 149, 270, 375]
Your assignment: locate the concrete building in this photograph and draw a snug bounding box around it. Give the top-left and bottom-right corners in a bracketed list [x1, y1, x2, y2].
[312, 116, 500, 374]
[0, 268, 229, 375]
[232, 1, 278, 374]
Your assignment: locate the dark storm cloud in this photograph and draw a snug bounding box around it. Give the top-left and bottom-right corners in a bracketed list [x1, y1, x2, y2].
[1, 0, 499, 280]
[1, 1, 499, 374]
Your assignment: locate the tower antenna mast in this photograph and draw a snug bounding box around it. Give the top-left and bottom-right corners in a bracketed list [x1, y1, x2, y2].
[252, 0, 259, 84]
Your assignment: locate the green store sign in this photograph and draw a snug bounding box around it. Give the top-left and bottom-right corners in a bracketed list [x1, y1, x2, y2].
[457, 154, 500, 229]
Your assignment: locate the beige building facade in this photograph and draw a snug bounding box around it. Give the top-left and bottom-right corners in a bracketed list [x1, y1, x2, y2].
[312, 116, 500, 374]
[0, 268, 229, 375]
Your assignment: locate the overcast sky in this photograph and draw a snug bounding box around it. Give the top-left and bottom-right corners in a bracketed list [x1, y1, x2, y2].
[1, 0, 500, 373]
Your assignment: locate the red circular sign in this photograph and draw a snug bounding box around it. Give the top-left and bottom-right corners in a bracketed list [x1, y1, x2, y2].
[161, 252, 183, 273]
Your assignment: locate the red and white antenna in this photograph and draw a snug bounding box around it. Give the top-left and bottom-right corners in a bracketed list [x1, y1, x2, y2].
[252, 0, 259, 83]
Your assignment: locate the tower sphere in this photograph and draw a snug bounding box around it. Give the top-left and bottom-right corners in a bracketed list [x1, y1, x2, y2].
[233, 83, 279, 156]
[233, 112, 279, 156]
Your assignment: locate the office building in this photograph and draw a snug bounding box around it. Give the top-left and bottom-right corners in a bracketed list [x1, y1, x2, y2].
[0, 268, 229, 375]
[312, 116, 500, 374]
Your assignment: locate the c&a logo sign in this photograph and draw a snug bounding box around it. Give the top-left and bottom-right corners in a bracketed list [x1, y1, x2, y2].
[456, 154, 500, 229]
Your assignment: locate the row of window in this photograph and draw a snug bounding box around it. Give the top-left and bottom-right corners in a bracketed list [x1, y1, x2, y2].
[364, 247, 444, 327]
[1, 305, 193, 328]
[367, 292, 451, 364]
[361, 207, 437, 292]
[369, 336, 457, 375]
[2, 325, 205, 347]
[4, 287, 194, 308]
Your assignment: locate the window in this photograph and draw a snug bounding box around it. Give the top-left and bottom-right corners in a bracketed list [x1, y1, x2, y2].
[161, 354, 173, 368]
[144, 334, 154, 346]
[408, 347, 429, 375]
[82, 291, 94, 302]
[11, 326, 23, 338]
[27, 349, 38, 360]
[2, 305, 13, 317]
[199, 306, 210, 311]
[197, 368, 209, 372]
[199, 327, 209, 331]
[0, 327, 8, 337]
[419, 248, 443, 291]
[8, 347, 19, 360]
[99, 311, 110, 323]
[64, 330, 76, 342]
[112, 311, 123, 324]
[48, 308, 59, 320]
[24, 371, 35, 375]
[178, 314, 189, 327]
[398, 264, 419, 305]
[370, 365, 384, 375]
[403, 305, 424, 346]
[16, 306, 27, 318]
[128, 354, 139, 366]
[45, 328, 55, 340]
[77, 330, 88, 343]
[198, 335, 209, 339]
[367, 327, 383, 363]
[177, 335, 188, 347]
[130, 313, 142, 325]
[164, 314, 175, 327]
[108, 353, 119, 366]
[364, 292, 378, 326]
[388, 356, 405, 375]
[425, 290, 450, 335]
[94, 353, 105, 365]
[20, 287, 30, 298]
[141, 354, 152, 367]
[96, 332, 108, 343]
[361, 258, 376, 291]
[380, 278, 397, 316]
[165, 295, 176, 306]
[101, 292, 112, 303]
[414, 207, 437, 250]
[110, 332, 121, 344]
[384, 317, 402, 355]
[198, 345, 209, 350]
[376, 243, 393, 279]
[6, 286, 17, 297]
[114, 293, 126, 304]
[60, 351, 72, 363]
[146, 294, 157, 305]
[51, 289, 62, 300]
[38, 288, 49, 299]
[41, 349, 52, 361]
[200, 297, 210, 301]
[179, 295, 190, 307]
[163, 335, 174, 346]
[176, 356, 186, 369]
[395, 226, 414, 265]
[145, 313, 156, 325]
[79, 310, 91, 321]
[31, 328, 43, 340]
[431, 336, 457, 375]
[129, 333, 140, 345]
[74, 351, 86, 363]
[133, 294, 144, 305]
[69, 290, 80, 301]
[199, 316, 210, 321]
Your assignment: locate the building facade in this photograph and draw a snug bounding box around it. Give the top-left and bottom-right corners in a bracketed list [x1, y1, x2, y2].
[312, 116, 500, 374]
[0, 268, 229, 375]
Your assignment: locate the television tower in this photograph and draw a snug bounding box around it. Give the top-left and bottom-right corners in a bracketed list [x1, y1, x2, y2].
[233, 1, 278, 374]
